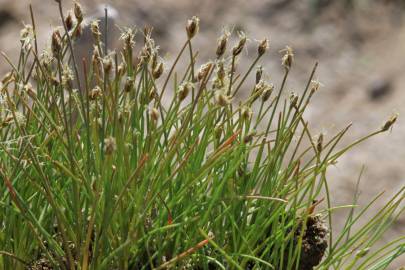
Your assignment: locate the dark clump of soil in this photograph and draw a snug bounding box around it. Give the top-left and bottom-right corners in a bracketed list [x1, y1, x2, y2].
[295, 215, 329, 270]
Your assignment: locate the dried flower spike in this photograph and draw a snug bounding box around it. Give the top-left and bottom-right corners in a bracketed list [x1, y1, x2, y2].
[216, 31, 229, 58]
[381, 114, 398, 132]
[309, 79, 323, 98]
[177, 82, 193, 101]
[104, 136, 117, 155]
[103, 56, 113, 74]
[186, 16, 200, 39]
[289, 92, 299, 108]
[124, 77, 134, 93]
[120, 27, 136, 50]
[152, 62, 164, 79]
[241, 106, 253, 120]
[198, 62, 212, 82]
[256, 66, 263, 84]
[281, 45, 294, 70]
[117, 63, 126, 77]
[89, 86, 102, 100]
[232, 32, 247, 56]
[51, 30, 62, 57]
[91, 20, 101, 43]
[262, 83, 274, 102]
[317, 133, 324, 153]
[258, 38, 269, 56]
[24, 83, 37, 99]
[149, 107, 160, 122]
[74, 1, 84, 24]
[2, 72, 14, 85]
[215, 91, 231, 106]
[65, 12, 74, 32]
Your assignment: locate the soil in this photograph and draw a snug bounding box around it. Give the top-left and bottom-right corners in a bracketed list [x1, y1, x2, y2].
[1, 0, 404, 268]
[295, 215, 328, 270]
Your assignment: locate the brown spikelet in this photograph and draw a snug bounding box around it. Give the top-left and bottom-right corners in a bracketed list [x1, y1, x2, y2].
[381, 114, 398, 132]
[281, 46, 294, 70]
[74, 1, 83, 24]
[232, 32, 247, 56]
[51, 30, 62, 57]
[258, 38, 269, 56]
[216, 31, 229, 58]
[186, 16, 200, 39]
[256, 66, 263, 84]
[65, 12, 74, 32]
[152, 62, 164, 79]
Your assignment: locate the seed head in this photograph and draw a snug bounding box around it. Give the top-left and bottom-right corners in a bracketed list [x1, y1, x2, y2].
[289, 92, 299, 108]
[143, 26, 153, 44]
[232, 32, 247, 56]
[104, 136, 117, 155]
[103, 56, 113, 74]
[91, 20, 101, 43]
[381, 114, 398, 132]
[149, 107, 159, 122]
[148, 88, 158, 102]
[2, 72, 14, 85]
[92, 46, 102, 76]
[186, 16, 200, 39]
[152, 62, 164, 79]
[62, 65, 74, 89]
[216, 62, 226, 81]
[281, 46, 294, 70]
[257, 38, 269, 56]
[216, 31, 230, 58]
[51, 76, 60, 87]
[256, 66, 263, 84]
[215, 91, 231, 107]
[24, 83, 37, 99]
[65, 12, 74, 32]
[120, 27, 136, 50]
[213, 62, 226, 90]
[177, 82, 193, 101]
[254, 80, 269, 96]
[317, 133, 324, 153]
[89, 86, 102, 100]
[117, 63, 126, 77]
[309, 79, 323, 98]
[74, 1, 84, 24]
[51, 29, 62, 57]
[262, 83, 274, 102]
[198, 62, 212, 82]
[124, 77, 134, 93]
[241, 106, 253, 120]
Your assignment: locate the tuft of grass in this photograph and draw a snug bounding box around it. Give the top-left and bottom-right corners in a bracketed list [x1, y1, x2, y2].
[0, 1, 403, 270]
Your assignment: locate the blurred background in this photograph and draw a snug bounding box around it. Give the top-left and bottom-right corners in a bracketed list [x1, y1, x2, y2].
[0, 0, 404, 268]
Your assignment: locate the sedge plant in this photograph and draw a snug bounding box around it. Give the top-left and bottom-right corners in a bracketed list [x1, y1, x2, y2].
[0, 1, 404, 270]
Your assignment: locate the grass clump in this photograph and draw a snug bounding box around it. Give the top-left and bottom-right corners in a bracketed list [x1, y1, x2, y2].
[0, 1, 404, 269]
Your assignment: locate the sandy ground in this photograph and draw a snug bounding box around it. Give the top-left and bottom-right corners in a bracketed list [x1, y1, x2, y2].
[0, 0, 404, 268]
